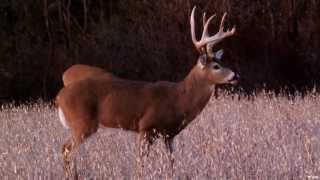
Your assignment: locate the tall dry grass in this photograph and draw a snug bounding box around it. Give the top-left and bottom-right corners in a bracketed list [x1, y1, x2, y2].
[0, 92, 319, 179]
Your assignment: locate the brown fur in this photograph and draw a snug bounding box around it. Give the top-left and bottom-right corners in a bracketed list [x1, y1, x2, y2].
[62, 64, 116, 86]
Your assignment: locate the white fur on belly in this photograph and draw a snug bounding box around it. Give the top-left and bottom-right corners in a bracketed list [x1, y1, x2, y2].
[58, 107, 69, 129]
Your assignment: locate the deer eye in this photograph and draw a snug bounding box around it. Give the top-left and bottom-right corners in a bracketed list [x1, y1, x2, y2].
[213, 64, 221, 70]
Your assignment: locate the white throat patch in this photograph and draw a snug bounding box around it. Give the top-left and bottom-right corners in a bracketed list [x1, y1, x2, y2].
[210, 85, 215, 92]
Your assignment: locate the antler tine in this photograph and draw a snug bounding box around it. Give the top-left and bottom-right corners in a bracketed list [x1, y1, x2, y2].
[190, 6, 216, 52]
[190, 6, 198, 49]
[201, 14, 216, 40]
[218, 12, 236, 37]
[205, 12, 236, 49]
[202, 11, 216, 57]
[219, 12, 227, 31]
[202, 12, 206, 28]
[205, 13, 224, 58]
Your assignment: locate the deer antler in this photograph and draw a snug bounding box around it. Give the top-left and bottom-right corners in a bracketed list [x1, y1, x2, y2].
[190, 6, 236, 57]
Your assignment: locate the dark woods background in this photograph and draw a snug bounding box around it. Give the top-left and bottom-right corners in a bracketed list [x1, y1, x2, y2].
[0, 0, 319, 103]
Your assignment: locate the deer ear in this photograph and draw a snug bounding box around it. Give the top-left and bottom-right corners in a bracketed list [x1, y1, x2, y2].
[214, 49, 224, 60]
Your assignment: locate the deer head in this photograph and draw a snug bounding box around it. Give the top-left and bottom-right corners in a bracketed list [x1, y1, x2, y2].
[190, 6, 238, 85]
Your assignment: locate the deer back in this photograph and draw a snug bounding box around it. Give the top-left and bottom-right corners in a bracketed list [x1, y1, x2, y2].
[62, 64, 115, 86]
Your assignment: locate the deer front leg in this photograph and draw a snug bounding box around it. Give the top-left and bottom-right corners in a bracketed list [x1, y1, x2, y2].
[139, 131, 153, 158]
[165, 137, 175, 178]
[135, 131, 154, 179]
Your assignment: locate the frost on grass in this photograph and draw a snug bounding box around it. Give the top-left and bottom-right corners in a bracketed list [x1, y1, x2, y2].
[0, 92, 320, 179]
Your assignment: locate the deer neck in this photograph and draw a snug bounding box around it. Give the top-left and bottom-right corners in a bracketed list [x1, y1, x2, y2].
[177, 66, 214, 120]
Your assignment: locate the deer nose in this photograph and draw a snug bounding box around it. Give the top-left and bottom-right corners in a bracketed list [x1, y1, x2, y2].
[233, 73, 240, 81]
[229, 72, 240, 84]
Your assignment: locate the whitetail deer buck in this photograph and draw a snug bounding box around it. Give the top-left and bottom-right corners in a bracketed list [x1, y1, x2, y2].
[62, 64, 116, 86]
[56, 6, 238, 177]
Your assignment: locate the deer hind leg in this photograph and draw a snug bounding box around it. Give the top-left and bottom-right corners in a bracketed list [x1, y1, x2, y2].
[62, 119, 99, 179]
[62, 135, 86, 179]
[62, 138, 74, 178]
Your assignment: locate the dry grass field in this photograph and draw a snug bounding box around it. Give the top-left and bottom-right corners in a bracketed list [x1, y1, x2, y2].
[0, 92, 320, 179]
